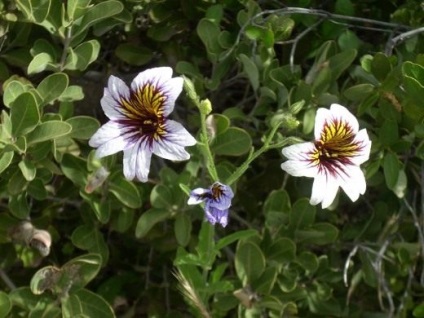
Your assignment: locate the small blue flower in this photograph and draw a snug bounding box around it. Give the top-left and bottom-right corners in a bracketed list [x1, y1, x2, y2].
[187, 182, 234, 227]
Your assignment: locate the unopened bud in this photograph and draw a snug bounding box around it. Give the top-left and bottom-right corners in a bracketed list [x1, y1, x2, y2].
[199, 99, 212, 115]
[30, 229, 52, 257]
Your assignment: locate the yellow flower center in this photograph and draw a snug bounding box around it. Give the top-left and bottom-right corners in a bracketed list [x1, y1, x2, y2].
[311, 119, 360, 168]
[119, 82, 167, 141]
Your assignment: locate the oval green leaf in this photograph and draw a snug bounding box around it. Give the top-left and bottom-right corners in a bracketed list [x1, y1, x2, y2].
[211, 127, 252, 156]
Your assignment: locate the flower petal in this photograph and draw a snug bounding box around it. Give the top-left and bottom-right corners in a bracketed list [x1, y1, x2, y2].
[208, 182, 234, 210]
[131, 67, 183, 116]
[310, 173, 340, 209]
[101, 76, 130, 119]
[187, 188, 209, 205]
[152, 120, 196, 161]
[164, 120, 197, 147]
[123, 141, 152, 182]
[281, 143, 318, 178]
[205, 204, 229, 227]
[351, 129, 372, 165]
[89, 121, 130, 157]
[314, 104, 359, 139]
[338, 165, 366, 202]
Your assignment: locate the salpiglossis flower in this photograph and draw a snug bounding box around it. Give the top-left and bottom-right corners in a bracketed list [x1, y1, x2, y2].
[281, 104, 371, 209]
[187, 182, 234, 227]
[89, 67, 196, 182]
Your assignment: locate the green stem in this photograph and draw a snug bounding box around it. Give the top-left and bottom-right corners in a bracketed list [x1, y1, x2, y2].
[199, 113, 219, 182]
[225, 123, 287, 186]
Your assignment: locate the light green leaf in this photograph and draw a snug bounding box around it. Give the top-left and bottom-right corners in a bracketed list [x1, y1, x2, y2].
[60, 153, 87, 187]
[266, 237, 296, 263]
[0, 151, 14, 176]
[27, 52, 53, 74]
[65, 40, 100, 71]
[59, 85, 84, 102]
[135, 208, 172, 238]
[67, 0, 91, 21]
[211, 127, 252, 156]
[18, 159, 36, 181]
[16, 0, 52, 23]
[72, 1, 124, 38]
[235, 241, 265, 284]
[109, 176, 142, 209]
[10, 92, 40, 137]
[27, 178, 47, 200]
[3, 80, 30, 107]
[9, 194, 29, 219]
[66, 116, 100, 140]
[26, 121, 72, 145]
[37, 72, 69, 106]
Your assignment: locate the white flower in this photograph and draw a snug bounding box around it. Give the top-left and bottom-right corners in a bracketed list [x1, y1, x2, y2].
[281, 104, 371, 209]
[89, 67, 196, 182]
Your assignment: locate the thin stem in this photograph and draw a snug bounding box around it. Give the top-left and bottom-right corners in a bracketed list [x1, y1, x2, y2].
[0, 268, 16, 290]
[222, 7, 411, 61]
[385, 26, 424, 55]
[225, 123, 284, 186]
[199, 114, 219, 181]
[59, 27, 72, 71]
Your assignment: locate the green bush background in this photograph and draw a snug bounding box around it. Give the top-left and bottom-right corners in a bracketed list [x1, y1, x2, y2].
[0, 0, 423, 317]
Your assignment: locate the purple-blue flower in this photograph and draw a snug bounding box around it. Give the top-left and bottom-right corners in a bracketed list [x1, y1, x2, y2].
[187, 182, 234, 227]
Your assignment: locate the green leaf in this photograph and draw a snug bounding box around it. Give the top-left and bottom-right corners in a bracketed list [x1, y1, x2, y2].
[27, 52, 53, 74]
[66, 116, 100, 140]
[72, 1, 124, 39]
[211, 127, 252, 156]
[65, 40, 100, 71]
[62, 289, 114, 318]
[10, 92, 40, 137]
[383, 152, 400, 189]
[26, 121, 72, 144]
[301, 223, 339, 245]
[266, 237, 296, 263]
[197, 18, 221, 56]
[135, 208, 172, 238]
[335, 0, 354, 15]
[174, 214, 192, 247]
[150, 184, 173, 209]
[328, 49, 357, 80]
[3, 80, 30, 107]
[371, 53, 392, 82]
[344, 84, 375, 102]
[264, 189, 291, 228]
[62, 253, 102, 291]
[0, 151, 14, 176]
[235, 241, 265, 284]
[115, 43, 153, 66]
[196, 221, 216, 268]
[253, 266, 278, 295]
[16, 0, 52, 23]
[37, 72, 69, 106]
[59, 85, 84, 102]
[8, 170, 28, 195]
[216, 229, 258, 250]
[402, 62, 424, 106]
[60, 154, 87, 187]
[9, 194, 29, 219]
[238, 53, 259, 90]
[379, 119, 398, 146]
[296, 251, 319, 274]
[109, 176, 142, 209]
[18, 159, 36, 181]
[71, 225, 109, 265]
[290, 198, 316, 230]
[27, 178, 48, 200]
[67, 0, 91, 21]
[0, 291, 11, 318]
[81, 192, 111, 223]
